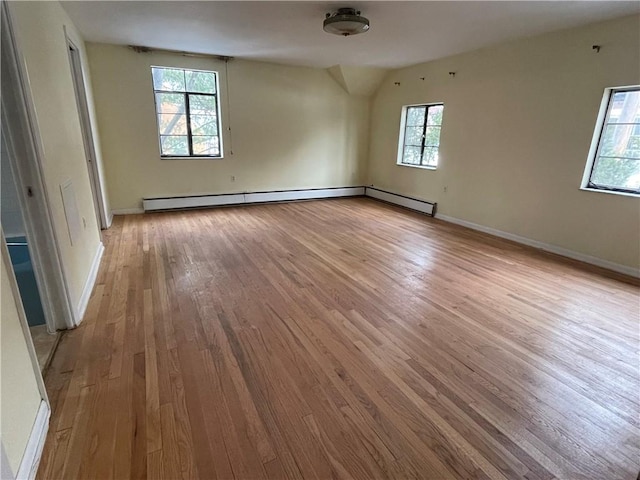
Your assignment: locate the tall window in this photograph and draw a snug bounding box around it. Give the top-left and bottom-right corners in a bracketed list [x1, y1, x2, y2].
[398, 103, 444, 168]
[152, 67, 222, 158]
[584, 86, 640, 195]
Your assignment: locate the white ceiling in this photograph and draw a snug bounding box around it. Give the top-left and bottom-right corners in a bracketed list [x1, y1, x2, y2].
[61, 1, 640, 69]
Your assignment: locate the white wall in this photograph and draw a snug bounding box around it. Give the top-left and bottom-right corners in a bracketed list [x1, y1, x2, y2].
[85, 44, 370, 212]
[368, 14, 640, 270]
[0, 242, 43, 474]
[8, 1, 107, 311]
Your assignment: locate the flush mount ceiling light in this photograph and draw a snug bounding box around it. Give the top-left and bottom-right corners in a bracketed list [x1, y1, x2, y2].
[323, 8, 370, 36]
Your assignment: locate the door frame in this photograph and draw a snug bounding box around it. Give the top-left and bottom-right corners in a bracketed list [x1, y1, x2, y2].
[1, 2, 76, 330]
[0, 230, 49, 403]
[1, 228, 51, 480]
[65, 33, 109, 231]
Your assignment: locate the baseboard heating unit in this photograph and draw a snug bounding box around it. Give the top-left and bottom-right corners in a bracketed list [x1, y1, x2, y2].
[364, 187, 437, 217]
[143, 187, 365, 212]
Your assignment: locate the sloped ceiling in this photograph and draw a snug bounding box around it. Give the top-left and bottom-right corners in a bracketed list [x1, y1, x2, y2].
[327, 65, 388, 96]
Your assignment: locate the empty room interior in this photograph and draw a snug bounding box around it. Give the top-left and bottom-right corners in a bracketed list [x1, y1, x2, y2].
[1, 1, 640, 479]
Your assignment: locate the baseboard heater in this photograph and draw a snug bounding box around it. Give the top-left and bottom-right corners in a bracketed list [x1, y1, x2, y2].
[364, 187, 437, 217]
[143, 186, 365, 212]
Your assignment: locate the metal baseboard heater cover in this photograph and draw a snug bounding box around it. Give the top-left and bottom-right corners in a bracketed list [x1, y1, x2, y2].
[364, 187, 437, 216]
[142, 186, 437, 217]
[143, 187, 365, 212]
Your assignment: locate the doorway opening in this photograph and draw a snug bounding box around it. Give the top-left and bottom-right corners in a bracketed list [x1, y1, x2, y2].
[1, 111, 59, 372]
[1, 1, 78, 372]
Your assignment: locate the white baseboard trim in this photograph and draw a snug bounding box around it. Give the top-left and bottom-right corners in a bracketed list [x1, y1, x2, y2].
[76, 241, 105, 325]
[437, 213, 639, 278]
[365, 187, 436, 216]
[16, 400, 49, 480]
[142, 186, 365, 212]
[106, 212, 114, 228]
[111, 207, 144, 215]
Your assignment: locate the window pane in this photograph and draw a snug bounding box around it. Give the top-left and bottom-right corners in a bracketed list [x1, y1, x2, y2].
[591, 157, 640, 190]
[424, 126, 441, 147]
[426, 105, 444, 126]
[189, 95, 217, 115]
[152, 67, 185, 92]
[190, 115, 218, 136]
[185, 70, 216, 94]
[160, 136, 189, 156]
[192, 136, 220, 156]
[402, 146, 422, 165]
[404, 126, 423, 146]
[156, 93, 185, 114]
[406, 107, 426, 126]
[157, 114, 187, 136]
[599, 124, 640, 159]
[399, 103, 444, 169]
[608, 90, 640, 123]
[422, 147, 439, 167]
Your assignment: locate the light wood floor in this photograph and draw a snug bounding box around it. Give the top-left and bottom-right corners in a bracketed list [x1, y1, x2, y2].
[38, 198, 640, 480]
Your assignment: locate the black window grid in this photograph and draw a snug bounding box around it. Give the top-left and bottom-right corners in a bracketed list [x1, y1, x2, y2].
[401, 104, 443, 167]
[152, 69, 221, 158]
[587, 87, 640, 195]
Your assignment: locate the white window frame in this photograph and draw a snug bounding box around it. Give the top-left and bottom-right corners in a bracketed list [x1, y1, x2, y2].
[396, 102, 444, 170]
[581, 85, 640, 197]
[151, 66, 224, 160]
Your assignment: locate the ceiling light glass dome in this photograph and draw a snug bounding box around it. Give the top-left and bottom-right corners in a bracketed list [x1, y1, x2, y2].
[323, 8, 370, 37]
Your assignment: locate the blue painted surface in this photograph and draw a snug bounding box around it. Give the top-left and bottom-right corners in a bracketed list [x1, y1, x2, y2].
[6, 236, 46, 326]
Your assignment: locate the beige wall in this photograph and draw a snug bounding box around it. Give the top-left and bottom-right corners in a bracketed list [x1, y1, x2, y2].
[1, 243, 43, 474]
[368, 15, 640, 270]
[85, 44, 370, 211]
[8, 1, 105, 312]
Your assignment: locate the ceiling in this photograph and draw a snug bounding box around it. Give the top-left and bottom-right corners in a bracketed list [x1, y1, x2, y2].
[61, 1, 640, 69]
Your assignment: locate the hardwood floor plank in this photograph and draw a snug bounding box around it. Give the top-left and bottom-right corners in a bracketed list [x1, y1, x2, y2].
[37, 198, 640, 479]
[176, 337, 233, 480]
[143, 289, 162, 455]
[165, 347, 199, 480]
[159, 403, 182, 480]
[36, 427, 70, 480]
[131, 351, 148, 479]
[58, 384, 97, 480]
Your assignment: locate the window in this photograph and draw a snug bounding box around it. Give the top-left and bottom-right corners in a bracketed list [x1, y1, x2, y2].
[584, 86, 640, 195]
[151, 67, 222, 158]
[398, 103, 444, 168]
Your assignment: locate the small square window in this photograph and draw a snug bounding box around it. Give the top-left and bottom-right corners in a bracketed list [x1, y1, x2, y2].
[397, 104, 444, 168]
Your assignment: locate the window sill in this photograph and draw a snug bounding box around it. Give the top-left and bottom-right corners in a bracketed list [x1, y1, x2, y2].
[580, 186, 639, 198]
[161, 156, 225, 160]
[396, 163, 437, 171]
